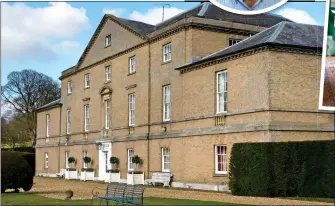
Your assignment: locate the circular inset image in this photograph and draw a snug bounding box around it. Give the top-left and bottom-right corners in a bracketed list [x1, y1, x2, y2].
[209, 0, 288, 15]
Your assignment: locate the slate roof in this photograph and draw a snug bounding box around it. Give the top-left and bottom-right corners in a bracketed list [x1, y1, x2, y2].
[111, 2, 291, 37]
[176, 22, 324, 70]
[154, 2, 290, 31]
[117, 17, 155, 36]
[35, 99, 62, 112]
[61, 65, 77, 76]
[60, 2, 292, 77]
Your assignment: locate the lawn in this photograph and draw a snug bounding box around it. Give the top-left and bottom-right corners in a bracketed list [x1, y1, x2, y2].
[283, 197, 335, 203]
[1, 193, 242, 205]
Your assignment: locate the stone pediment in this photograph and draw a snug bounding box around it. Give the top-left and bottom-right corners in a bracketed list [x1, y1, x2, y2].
[99, 86, 113, 95]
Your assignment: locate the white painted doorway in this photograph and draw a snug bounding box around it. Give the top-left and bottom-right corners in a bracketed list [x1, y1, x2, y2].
[98, 142, 112, 181]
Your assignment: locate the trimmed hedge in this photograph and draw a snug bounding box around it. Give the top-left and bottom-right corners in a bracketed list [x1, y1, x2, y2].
[1, 151, 34, 193]
[229, 140, 335, 198]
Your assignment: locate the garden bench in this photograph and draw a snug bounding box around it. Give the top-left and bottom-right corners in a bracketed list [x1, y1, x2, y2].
[146, 172, 172, 187]
[56, 169, 66, 178]
[91, 182, 145, 205]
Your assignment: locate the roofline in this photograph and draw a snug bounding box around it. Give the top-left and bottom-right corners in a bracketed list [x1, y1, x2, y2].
[75, 14, 150, 70]
[59, 18, 265, 80]
[175, 43, 322, 71]
[154, 3, 203, 27]
[35, 100, 62, 113]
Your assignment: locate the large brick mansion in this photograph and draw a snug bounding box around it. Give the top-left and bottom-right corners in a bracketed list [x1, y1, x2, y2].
[35, 2, 333, 190]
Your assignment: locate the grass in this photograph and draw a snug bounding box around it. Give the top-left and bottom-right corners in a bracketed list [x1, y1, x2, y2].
[283, 197, 335, 203]
[1, 193, 242, 205]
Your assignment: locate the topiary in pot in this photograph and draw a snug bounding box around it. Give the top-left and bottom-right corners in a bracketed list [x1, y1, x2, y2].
[68, 156, 76, 169]
[109, 156, 119, 173]
[68, 156, 76, 163]
[132, 155, 143, 174]
[1, 151, 34, 193]
[83, 156, 91, 165]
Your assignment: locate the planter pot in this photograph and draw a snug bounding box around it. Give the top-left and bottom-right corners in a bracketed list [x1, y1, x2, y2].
[127, 173, 144, 185]
[105, 172, 120, 183]
[80, 170, 95, 181]
[65, 169, 78, 180]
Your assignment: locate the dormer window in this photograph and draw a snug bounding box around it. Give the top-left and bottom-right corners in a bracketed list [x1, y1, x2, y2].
[105, 35, 111, 47]
[229, 38, 242, 46]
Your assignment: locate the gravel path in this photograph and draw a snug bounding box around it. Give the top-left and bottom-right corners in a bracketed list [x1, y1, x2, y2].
[29, 177, 331, 205]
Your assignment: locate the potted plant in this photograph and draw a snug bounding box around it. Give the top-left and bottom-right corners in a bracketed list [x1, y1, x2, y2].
[81, 156, 94, 181]
[106, 156, 120, 183]
[127, 155, 144, 185]
[65, 157, 78, 179]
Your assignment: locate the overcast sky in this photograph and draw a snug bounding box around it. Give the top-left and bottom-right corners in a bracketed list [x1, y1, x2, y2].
[1, 2, 326, 84]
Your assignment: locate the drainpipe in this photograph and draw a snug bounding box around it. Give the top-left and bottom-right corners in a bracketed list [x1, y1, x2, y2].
[147, 40, 151, 180]
[58, 107, 62, 173]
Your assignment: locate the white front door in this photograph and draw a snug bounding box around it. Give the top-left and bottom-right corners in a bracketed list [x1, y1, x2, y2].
[98, 142, 112, 180]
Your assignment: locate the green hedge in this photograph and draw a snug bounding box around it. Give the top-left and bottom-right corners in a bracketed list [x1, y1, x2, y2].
[229, 140, 335, 198]
[1, 151, 34, 193]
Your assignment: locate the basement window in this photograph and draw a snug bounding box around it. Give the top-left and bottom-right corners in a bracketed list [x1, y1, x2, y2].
[45, 152, 49, 169]
[215, 145, 227, 174]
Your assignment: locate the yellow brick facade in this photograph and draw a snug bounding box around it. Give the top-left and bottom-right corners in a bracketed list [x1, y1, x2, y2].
[35, 14, 333, 189]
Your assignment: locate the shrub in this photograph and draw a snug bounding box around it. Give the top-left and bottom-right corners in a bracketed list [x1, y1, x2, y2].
[132, 155, 141, 165]
[1, 151, 34, 193]
[68, 156, 76, 164]
[110, 156, 119, 165]
[229, 140, 335, 198]
[65, 190, 73, 200]
[132, 155, 142, 173]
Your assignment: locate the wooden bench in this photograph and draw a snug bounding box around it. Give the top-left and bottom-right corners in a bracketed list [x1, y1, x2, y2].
[147, 172, 172, 187]
[91, 182, 145, 205]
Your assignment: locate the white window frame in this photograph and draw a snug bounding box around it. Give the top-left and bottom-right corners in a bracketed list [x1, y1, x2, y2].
[216, 71, 227, 114]
[105, 66, 111, 82]
[105, 100, 110, 129]
[84, 104, 90, 132]
[84, 74, 90, 88]
[128, 94, 135, 126]
[229, 38, 242, 46]
[215, 145, 227, 174]
[46, 114, 50, 137]
[105, 35, 111, 47]
[66, 110, 71, 134]
[163, 85, 171, 121]
[129, 56, 136, 73]
[65, 151, 69, 169]
[83, 151, 88, 169]
[67, 81, 72, 94]
[162, 148, 170, 172]
[127, 149, 134, 171]
[163, 43, 171, 62]
[45, 152, 49, 169]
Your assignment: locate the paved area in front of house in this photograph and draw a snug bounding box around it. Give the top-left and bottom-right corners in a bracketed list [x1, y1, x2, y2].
[30, 177, 331, 205]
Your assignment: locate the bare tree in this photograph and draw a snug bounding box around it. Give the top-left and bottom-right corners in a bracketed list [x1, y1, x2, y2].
[1, 69, 60, 146]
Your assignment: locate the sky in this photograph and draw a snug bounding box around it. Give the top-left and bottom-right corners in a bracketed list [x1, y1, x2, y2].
[1, 1, 326, 85]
